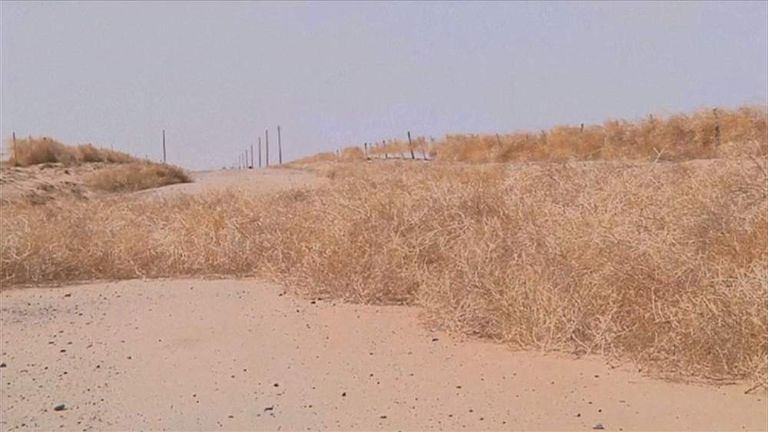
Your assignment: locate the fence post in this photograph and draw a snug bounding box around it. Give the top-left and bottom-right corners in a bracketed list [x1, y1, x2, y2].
[250, 144, 254, 168]
[277, 125, 282, 165]
[713, 108, 721, 147]
[11, 131, 17, 165]
[162, 129, 167, 163]
[265, 129, 270, 167]
[408, 131, 415, 160]
[364, 142, 368, 158]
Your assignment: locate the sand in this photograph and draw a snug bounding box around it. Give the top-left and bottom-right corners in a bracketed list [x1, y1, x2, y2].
[0, 163, 327, 205]
[139, 167, 329, 198]
[1, 279, 765, 431]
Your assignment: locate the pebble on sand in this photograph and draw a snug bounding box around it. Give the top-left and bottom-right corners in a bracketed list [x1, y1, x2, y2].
[53, 404, 66, 411]
[593, 423, 605, 430]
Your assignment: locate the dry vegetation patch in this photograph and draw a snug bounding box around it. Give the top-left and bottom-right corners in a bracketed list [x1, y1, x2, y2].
[85, 162, 191, 192]
[7, 137, 136, 166]
[360, 105, 767, 163]
[2, 159, 766, 385]
[1, 138, 192, 203]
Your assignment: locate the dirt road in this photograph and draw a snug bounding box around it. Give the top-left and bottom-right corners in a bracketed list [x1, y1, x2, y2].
[1, 279, 765, 431]
[141, 167, 328, 198]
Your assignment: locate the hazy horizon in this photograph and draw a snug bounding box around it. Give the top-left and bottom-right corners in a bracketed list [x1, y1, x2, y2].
[2, 1, 767, 169]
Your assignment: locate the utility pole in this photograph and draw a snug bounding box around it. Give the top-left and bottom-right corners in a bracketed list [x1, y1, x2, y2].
[162, 129, 167, 163]
[265, 129, 270, 167]
[277, 125, 282, 165]
[250, 144, 254, 168]
[258, 137, 262, 168]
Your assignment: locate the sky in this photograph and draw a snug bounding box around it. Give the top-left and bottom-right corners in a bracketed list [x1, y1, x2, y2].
[1, 1, 767, 170]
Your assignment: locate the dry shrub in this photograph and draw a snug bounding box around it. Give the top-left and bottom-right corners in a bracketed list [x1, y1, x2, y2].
[85, 162, 191, 192]
[339, 146, 365, 161]
[1, 160, 766, 384]
[6, 137, 137, 167]
[367, 137, 431, 159]
[288, 152, 337, 166]
[344, 106, 765, 163]
[288, 147, 369, 166]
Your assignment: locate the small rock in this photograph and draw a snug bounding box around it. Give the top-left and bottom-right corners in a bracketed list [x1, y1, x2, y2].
[431, 338, 439, 342]
[341, 392, 346, 397]
[63, 293, 71, 298]
[593, 423, 605, 430]
[0, 362, 6, 368]
[264, 406, 274, 412]
[54, 404, 66, 411]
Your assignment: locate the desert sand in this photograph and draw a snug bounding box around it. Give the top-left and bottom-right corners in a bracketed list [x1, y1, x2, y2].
[1, 279, 766, 431]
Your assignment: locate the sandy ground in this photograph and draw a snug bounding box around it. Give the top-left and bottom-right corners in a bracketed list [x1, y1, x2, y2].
[140, 168, 328, 198]
[0, 163, 96, 204]
[0, 163, 326, 205]
[1, 279, 765, 431]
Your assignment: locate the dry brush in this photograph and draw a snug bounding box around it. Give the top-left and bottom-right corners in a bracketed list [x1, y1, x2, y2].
[2, 159, 766, 384]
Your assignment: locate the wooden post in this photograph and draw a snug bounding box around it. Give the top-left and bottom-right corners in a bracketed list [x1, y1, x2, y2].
[258, 137, 262, 168]
[162, 129, 167, 163]
[265, 129, 270, 167]
[713, 108, 721, 147]
[12, 131, 17, 165]
[407, 131, 415, 160]
[277, 125, 282, 165]
[250, 144, 254, 169]
[364, 142, 368, 158]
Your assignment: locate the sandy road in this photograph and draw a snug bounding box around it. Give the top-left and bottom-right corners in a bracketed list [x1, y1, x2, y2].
[1, 279, 765, 431]
[139, 167, 329, 198]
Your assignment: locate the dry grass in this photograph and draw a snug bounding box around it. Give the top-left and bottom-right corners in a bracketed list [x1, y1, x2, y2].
[85, 162, 191, 193]
[2, 159, 766, 385]
[289, 151, 338, 165]
[6, 137, 137, 167]
[367, 136, 430, 159]
[332, 106, 766, 163]
[438, 106, 766, 162]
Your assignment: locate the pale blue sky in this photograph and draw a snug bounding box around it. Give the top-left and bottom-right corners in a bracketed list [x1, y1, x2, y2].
[2, 1, 766, 169]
